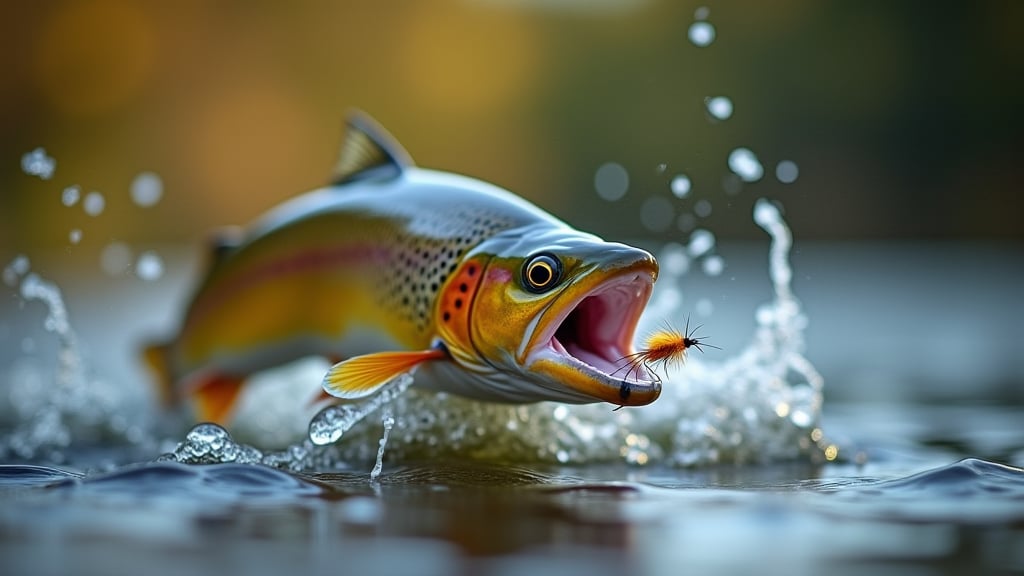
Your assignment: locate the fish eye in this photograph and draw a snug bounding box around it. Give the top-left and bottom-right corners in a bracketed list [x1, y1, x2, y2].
[523, 253, 562, 293]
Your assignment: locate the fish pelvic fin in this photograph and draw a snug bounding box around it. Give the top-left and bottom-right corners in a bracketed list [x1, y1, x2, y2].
[331, 110, 413, 185]
[191, 374, 246, 425]
[142, 341, 177, 407]
[322, 348, 447, 400]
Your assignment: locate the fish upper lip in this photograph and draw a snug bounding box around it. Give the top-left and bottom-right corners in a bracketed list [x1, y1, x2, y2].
[523, 265, 658, 388]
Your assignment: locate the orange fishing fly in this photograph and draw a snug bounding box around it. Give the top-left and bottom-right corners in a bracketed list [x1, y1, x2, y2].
[614, 318, 720, 384]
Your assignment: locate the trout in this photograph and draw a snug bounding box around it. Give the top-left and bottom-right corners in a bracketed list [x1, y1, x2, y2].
[144, 112, 661, 423]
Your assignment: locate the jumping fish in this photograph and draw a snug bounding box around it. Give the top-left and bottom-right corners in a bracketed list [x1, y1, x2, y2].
[143, 112, 661, 424]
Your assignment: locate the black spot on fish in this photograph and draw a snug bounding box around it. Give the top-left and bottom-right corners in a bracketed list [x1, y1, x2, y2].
[619, 381, 631, 401]
[459, 283, 468, 293]
[443, 312, 450, 322]
[454, 298, 463, 309]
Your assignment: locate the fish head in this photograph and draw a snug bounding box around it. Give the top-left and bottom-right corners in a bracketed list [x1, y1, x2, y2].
[436, 224, 661, 406]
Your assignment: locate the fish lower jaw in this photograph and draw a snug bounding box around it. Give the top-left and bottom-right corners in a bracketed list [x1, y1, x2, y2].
[525, 340, 662, 406]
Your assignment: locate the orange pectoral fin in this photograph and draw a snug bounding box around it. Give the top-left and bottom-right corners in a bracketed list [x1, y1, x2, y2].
[322, 348, 447, 400]
[191, 374, 246, 425]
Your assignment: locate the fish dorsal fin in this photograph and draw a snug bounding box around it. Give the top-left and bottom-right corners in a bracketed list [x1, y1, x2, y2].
[332, 111, 413, 185]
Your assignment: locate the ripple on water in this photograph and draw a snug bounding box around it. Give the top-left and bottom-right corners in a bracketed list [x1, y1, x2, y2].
[818, 458, 1024, 524]
[873, 458, 1024, 497]
[0, 464, 81, 487]
[52, 462, 323, 501]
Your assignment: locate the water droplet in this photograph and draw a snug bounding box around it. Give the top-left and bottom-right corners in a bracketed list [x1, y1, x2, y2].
[83, 191, 105, 216]
[687, 229, 715, 257]
[694, 6, 710, 20]
[134, 251, 164, 281]
[21, 147, 55, 180]
[4, 255, 30, 286]
[688, 21, 716, 47]
[61, 186, 80, 207]
[753, 198, 781, 227]
[131, 171, 163, 207]
[655, 163, 668, 174]
[702, 255, 725, 276]
[728, 148, 764, 182]
[776, 160, 799, 184]
[670, 174, 691, 198]
[594, 162, 629, 201]
[694, 199, 712, 218]
[100, 242, 132, 276]
[705, 96, 733, 120]
[640, 196, 675, 232]
[69, 229, 82, 244]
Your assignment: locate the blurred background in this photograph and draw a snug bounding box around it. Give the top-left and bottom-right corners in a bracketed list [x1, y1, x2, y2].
[1, 1, 1022, 406]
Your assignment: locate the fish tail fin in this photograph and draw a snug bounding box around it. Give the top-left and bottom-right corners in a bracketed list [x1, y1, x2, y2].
[191, 374, 246, 425]
[142, 341, 178, 407]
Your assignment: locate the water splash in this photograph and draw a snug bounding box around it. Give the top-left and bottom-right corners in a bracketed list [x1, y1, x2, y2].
[61, 185, 81, 207]
[309, 373, 414, 445]
[0, 259, 146, 461]
[21, 147, 56, 180]
[728, 148, 764, 182]
[370, 408, 395, 482]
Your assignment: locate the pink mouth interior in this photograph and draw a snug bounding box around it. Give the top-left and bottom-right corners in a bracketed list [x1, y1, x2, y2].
[549, 276, 654, 382]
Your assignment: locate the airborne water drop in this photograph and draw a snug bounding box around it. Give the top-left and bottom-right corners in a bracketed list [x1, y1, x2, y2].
[670, 174, 691, 198]
[135, 251, 164, 281]
[688, 21, 716, 47]
[83, 192, 105, 216]
[706, 96, 733, 120]
[131, 172, 163, 207]
[728, 148, 764, 183]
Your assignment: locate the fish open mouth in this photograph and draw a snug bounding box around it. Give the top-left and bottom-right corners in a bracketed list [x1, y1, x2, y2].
[524, 268, 661, 406]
